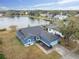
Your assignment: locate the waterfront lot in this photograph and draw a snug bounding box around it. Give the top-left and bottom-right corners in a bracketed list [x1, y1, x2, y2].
[0, 31, 61, 59]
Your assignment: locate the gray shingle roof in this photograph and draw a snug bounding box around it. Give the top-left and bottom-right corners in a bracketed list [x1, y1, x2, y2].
[19, 26, 43, 36]
[16, 26, 60, 47]
[39, 30, 60, 47]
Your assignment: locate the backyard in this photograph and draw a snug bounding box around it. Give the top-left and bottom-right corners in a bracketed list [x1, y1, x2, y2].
[0, 30, 61, 59]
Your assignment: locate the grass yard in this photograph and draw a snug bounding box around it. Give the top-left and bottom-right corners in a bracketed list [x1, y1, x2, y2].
[0, 54, 5, 59]
[0, 31, 61, 59]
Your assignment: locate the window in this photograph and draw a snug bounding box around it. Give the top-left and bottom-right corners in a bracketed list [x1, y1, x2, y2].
[28, 39, 31, 43]
[36, 36, 40, 41]
[27, 39, 32, 44]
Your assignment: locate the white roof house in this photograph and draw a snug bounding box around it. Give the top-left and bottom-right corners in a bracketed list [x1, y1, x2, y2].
[25, 12, 28, 15]
[0, 13, 3, 16]
[54, 12, 68, 20]
[54, 15, 68, 20]
[75, 14, 79, 17]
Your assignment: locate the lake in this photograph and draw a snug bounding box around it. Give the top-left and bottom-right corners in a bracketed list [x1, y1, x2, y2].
[0, 17, 49, 29]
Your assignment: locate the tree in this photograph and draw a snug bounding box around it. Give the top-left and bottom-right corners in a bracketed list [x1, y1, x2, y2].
[60, 17, 79, 45]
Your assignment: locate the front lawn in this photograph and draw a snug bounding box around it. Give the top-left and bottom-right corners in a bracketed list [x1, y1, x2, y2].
[0, 31, 61, 59]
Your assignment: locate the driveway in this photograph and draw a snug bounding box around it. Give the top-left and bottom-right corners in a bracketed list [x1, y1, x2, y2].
[61, 47, 79, 59]
[54, 44, 79, 59]
[54, 44, 70, 56]
[62, 53, 79, 59]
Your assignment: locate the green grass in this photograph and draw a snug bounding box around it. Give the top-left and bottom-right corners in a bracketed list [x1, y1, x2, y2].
[0, 54, 5, 59]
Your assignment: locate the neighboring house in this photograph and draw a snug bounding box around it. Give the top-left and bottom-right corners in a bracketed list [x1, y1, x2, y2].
[54, 12, 68, 20]
[25, 12, 28, 15]
[0, 13, 3, 16]
[16, 26, 61, 48]
[40, 14, 47, 17]
[54, 14, 68, 20]
[75, 14, 79, 17]
[47, 13, 54, 19]
[40, 13, 54, 19]
[0, 11, 6, 16]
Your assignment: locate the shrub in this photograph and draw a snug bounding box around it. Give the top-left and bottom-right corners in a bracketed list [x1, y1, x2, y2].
[0, 54, 5, 59]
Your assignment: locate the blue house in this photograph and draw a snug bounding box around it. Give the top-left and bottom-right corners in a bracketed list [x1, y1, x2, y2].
[16, 26, 61, 47]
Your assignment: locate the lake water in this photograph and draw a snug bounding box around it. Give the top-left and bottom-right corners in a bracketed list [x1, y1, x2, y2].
[0, 17, 49, 29]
